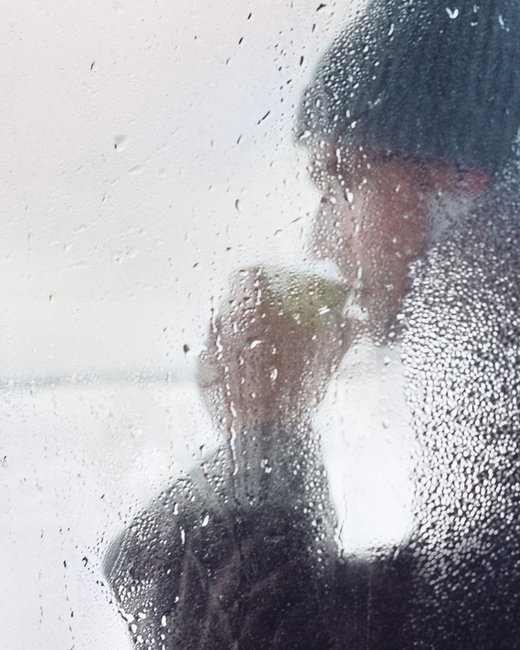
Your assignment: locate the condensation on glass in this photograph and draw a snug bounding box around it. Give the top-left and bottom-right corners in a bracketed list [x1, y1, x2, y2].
[3, 1, 520, 648]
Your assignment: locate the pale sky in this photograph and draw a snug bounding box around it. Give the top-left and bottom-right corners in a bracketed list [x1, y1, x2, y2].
[3, 4, 384, 649]
[0, 0, 358, 383]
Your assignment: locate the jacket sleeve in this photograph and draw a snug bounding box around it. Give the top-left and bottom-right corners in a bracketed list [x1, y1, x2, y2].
[104, 419, 340, 649]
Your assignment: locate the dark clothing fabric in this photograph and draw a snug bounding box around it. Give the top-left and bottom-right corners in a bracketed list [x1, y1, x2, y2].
[105, 422, 413, 649]
[106, 191, 520, 648]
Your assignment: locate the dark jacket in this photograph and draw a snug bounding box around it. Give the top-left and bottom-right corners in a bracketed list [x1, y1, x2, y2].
[105, 188, 520, 649]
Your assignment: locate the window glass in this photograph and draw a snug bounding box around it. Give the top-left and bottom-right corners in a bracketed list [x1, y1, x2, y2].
[4, 1, 520, 648]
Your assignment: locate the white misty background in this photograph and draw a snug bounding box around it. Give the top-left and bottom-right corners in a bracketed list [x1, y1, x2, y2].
[0, 1, 409, 648]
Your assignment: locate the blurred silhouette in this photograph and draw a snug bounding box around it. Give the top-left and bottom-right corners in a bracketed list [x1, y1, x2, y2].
[105, 2, 520, 647]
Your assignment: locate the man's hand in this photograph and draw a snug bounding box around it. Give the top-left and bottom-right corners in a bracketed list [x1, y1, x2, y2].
[197, 267, 352, 435]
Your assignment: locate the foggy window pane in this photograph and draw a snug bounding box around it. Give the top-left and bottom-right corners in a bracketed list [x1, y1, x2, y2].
[3, 1, 520, 648]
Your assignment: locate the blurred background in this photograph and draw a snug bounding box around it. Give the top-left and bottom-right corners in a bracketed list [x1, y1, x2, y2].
[1, 1, 416, 648]
[0, 0, 360, 385]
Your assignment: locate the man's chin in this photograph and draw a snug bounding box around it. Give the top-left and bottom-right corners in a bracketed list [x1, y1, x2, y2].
[357, 282, 403, 345]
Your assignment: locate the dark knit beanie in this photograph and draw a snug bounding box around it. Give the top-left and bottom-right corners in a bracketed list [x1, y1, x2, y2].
[298, 0, 520, 173]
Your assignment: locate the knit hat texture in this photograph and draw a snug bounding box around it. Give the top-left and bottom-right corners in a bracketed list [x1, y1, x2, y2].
[298, 0, 520, 173]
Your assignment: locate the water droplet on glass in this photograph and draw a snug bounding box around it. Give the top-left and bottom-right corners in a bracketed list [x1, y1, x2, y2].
[114, 135, 128, 151]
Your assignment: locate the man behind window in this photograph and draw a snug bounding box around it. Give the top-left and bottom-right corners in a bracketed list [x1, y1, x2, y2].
[105, 1, 520, 648]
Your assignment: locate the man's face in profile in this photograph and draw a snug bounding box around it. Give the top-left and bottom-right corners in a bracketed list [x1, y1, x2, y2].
[308, 144, 430, 320]
[308, 144, 488, 324]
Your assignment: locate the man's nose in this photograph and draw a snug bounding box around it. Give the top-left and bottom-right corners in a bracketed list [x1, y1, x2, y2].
[309, 197, 336, 260]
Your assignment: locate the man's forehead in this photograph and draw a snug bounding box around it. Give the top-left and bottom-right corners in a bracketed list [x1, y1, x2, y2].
[310, 143, 392, 169]
[307, 142, 489, 198]
[308, 143, 455, 178]
[308, 144, 402, 182]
